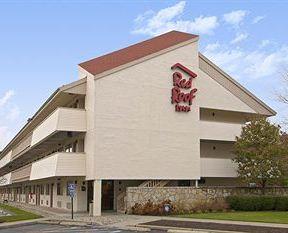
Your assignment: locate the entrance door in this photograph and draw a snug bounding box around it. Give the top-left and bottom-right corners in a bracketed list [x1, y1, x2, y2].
[101, 181, 114, 210]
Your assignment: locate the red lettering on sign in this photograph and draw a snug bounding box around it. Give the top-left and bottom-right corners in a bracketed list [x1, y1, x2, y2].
[171, 63, 197, 113]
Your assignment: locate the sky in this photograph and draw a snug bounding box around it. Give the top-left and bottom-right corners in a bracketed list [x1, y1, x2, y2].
[1, 0, 288, 150]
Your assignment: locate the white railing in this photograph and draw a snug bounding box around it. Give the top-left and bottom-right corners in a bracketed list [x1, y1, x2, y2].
[200, 121, 243, 141]
[201, 158, 237, 177]
[139, 180, 170, 187]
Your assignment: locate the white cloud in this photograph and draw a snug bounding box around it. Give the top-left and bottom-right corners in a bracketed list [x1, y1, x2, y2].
[132, 1, 219, 36]
[205, 42, 220, 51]
[0, 90, 20, 150]
[259, 39, 271, 48]
[252, 15, 265, 24]
[230, 33, 249, 44]
[0, 90, 15, 107]
[0, 126, 10, 150]
[223, 10, 247, 27]
[203, 44, 288, 80]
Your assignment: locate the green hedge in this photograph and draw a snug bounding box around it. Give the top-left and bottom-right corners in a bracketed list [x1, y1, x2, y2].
[226, 196, 288, 211]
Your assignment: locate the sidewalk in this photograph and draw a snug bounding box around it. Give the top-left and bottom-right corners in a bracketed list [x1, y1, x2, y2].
[3, 202, 288, 232]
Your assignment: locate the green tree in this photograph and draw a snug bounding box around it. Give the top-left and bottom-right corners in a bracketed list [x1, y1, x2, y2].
[233, 117, 288, 189]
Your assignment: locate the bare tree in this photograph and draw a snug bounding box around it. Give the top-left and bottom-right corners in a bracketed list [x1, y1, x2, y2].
[277, 70, 288, 105]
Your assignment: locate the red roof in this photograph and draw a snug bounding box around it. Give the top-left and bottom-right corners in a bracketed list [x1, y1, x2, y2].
[79, 31, 198, 76]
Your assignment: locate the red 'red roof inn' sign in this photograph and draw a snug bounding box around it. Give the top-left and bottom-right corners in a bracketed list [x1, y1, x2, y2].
[171, 63, 197, 112]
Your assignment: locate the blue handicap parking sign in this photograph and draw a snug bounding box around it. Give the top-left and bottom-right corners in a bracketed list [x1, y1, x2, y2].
[68, 183, 76, 198]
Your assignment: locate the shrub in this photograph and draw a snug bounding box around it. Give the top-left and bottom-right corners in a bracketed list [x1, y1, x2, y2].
[131, 199, 174, 215]
[275, 196, 288, 211]
[227, 195, 288, 211]
[188, 199, 229, 213]
[132, 198, 229, 215]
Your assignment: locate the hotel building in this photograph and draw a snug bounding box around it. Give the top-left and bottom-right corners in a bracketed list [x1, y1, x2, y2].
[0, 31, 275, 216]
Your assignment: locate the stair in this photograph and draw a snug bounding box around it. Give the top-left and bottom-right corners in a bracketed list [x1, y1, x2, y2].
[139, 180, 170, 187]
[116, 180, 170, 213]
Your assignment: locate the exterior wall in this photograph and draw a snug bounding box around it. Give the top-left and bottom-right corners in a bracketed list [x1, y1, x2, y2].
[83, 70, 96, 180]
[0, 173, 11, 186]
[31, 108, 86, 146]
[30, 152, 86, 180]
[11, 134, 32, 159]
[197, 69, 255, 113]
[92, 42, 201, 180]
[0, 177, 87, 212]
[200, 108, 249, 123]
[0, 151, 12, 169]
[200, 158, 237, 177]
[200, 121, 242, 141]
[200, 141, 234, 159]
[126, 187, 288, 213]
[202, 177, 240, 186]
[87, 40, 256, 181]
[11, 164, 32, 183]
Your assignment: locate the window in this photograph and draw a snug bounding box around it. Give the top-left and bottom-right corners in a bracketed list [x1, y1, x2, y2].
[57, 183, 63, 196]
[40, 185, 44, 195]
[45, 184, 50, 195]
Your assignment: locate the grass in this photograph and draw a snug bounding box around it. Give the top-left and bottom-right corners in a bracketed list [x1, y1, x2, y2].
[0, 203, 42, 223]
[176, 211, 288, 224]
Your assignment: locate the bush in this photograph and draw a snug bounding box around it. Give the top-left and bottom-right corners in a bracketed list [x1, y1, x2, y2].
[188, 199, 229, 213]
[131, 199, 174, 215]
[131, 199, 229, 215]
[227, 196, 288, 211]
[275, 197, 288, 211]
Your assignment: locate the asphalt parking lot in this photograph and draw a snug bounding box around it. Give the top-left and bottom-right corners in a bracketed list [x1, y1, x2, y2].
[0, 224, 152, 233]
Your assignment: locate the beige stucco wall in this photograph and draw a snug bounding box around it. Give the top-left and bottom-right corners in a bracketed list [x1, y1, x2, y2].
[91, 41, 200, 180]
[200, 141, 234, 159]
[30, 152, 86, 180]
[83, 40, 256, 180]
[0, 151, 12, 169]
[31, 108, 86, 146]
[201, 158, 237, 177]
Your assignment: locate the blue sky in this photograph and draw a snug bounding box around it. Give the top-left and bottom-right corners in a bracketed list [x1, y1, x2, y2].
[0, 0, 288, 149]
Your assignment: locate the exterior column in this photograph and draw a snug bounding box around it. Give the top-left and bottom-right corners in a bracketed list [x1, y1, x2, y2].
[93, 180, 102, 216]
[195, 179, 199, 188]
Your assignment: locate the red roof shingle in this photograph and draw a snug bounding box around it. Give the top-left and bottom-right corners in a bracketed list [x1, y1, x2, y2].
[79, 31, 198, 76]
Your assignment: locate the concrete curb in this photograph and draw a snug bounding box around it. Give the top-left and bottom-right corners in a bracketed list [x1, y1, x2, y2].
[137, 224, 244, 233]
[40, 219, 151, 232]
[0, 218, 49, 230]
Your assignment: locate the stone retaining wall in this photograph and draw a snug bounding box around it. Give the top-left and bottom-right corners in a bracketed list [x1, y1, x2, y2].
[126, 187, 288, 213]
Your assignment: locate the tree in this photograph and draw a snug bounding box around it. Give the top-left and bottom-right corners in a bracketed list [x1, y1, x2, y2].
[233, 117, 288, 189]
[277, 70, 288, 105]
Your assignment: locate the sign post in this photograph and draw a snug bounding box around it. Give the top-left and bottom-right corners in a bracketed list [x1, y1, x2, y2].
[67, 183, 76, 220]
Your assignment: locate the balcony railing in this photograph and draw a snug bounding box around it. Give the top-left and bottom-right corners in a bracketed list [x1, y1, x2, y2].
[30, 152, 86, 180]
[200, 121, 243, 141]
[31, 107, 86, 147]
[200, 158, 237, 177]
